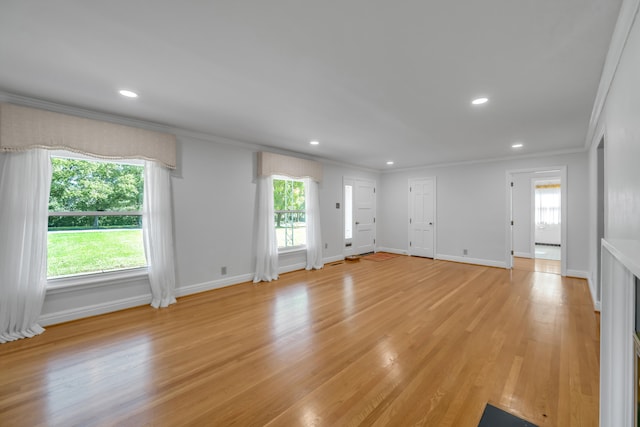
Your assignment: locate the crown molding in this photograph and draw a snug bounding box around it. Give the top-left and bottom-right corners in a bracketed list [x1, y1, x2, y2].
[0, 90, 380, 175]
[585, 0, 640, 150]
[382, 147, 586, 174]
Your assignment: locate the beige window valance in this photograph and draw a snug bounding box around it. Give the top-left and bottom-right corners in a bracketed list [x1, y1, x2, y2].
[258, 151, 323, 182]
[0, 103, 177, 169]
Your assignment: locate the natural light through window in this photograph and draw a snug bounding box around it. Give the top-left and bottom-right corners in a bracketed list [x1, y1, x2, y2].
[273, 177, 306, 249]
[47, 156, 146, 278]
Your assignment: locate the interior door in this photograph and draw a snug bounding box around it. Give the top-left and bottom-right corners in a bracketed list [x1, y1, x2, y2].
[408, 178, 435, 258]
[352, 178, 376, 254]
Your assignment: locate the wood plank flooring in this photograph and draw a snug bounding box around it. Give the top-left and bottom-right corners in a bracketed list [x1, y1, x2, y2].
[514, 256, 562, 275]
[0, 256, 600, 426]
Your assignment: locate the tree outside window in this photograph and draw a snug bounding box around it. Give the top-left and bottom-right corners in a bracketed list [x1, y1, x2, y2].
[47, 157, 146, 277]
[273, 177, 306, 249]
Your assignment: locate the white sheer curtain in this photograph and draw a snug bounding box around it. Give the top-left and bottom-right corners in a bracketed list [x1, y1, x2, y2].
[535, 186, 561, 225]
[304, 178, 324, 270]
[0, 149, 51, 343]
[254, 176, 279, 282]
[143, 160, 177, 308]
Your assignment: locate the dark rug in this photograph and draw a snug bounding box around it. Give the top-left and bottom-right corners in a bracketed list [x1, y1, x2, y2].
[478, 404, 538, 427]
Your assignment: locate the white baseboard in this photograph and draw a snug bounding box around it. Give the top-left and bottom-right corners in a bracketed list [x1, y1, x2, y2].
[436, 254, 507, 269]
[323, 254, 345, 264]
[376, 247, 408, 255]
[566, 269, 590, 279]
[39, 294, 152, 326]
[514, 252, 532, 258]
[175, 273, 254, 298]
[279, 262, 306, 275]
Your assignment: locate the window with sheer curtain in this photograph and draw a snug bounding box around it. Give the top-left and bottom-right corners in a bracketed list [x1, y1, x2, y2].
[0, 103, 178, 342]
[535, 184, 561, 225]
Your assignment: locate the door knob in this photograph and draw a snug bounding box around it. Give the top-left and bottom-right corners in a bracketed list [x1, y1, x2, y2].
[429, 222, 433, 225]
[355, 221, 360, 225]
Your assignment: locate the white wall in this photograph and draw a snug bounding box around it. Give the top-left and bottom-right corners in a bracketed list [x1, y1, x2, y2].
[512, 173, 533, 257]
[378, 152, 589, 273]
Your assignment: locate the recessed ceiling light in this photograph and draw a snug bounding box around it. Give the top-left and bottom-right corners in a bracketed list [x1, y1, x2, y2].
[309, 140, 319, 145]
[119, 89, 138, 98]
[512, 143, 524, 148]
[386, 161, 394, 165]
[471, 97, 489, 105]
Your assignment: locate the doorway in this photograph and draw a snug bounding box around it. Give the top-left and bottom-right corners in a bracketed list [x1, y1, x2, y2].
[507, 166, 567, 276]
[408, 177, 435, 258]
[344, 177, 376, 256]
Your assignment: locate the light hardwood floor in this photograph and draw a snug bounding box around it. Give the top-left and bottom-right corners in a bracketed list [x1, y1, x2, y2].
[0, 256, 599, 426]
[513, 256, 562, 275]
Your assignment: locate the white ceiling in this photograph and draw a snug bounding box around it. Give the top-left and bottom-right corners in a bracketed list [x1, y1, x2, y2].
[0, 1, 622, 170]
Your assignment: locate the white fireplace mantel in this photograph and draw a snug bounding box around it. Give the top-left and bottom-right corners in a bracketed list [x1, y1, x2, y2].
[600, 238, 640, 427]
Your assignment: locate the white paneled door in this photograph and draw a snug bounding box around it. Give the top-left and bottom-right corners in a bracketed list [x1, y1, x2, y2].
[408, 177, 435, 258]
[345, 178, 376, 255]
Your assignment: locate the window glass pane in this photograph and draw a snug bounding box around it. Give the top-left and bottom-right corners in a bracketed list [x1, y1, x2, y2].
[47, 158, 146, 278]
[273, 177, 306, 249]
[345, 185, 353, 239]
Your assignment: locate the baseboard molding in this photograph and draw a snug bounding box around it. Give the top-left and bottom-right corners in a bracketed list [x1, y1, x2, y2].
[436, 254, 507, 269]
[39, 294, 152, 326]
[376, 247, 408, 255]
[175, 273, 254, 298]
[566, 269, 590, 279]
[279, 262, 306, 275]
[514, 252, 532, 258]
[323, 254, 345, 264]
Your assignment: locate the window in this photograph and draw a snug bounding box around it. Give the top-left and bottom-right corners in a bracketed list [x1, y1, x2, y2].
[273, 177, 306, 249]
[534, 183, 561, 225]
[47, 156, 146, 278]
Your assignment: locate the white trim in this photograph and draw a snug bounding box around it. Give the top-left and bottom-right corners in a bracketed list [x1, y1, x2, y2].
[39, 293, 152, 326]
[0, 91, 379, 175]
[47, 267, 148, 293]
[384, 147, 586, 174]
[436, 254, 507, 269]
[376, 247, 408, 256]
[407, 176, 437, 259]
[279, 262, 307, 274]
[323, 254, 346, 264]
[585, 0, 640, 149]
[566, 269, 591, 279]
[514, 252, 533, 258]
[505, 166, 567, 276]
[175, 273, 254, 297]
[602, 239, 640, 280]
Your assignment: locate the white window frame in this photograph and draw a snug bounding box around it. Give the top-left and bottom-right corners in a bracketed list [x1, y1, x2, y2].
[46, 151, 148, 288]
[273, 175, 307, 252]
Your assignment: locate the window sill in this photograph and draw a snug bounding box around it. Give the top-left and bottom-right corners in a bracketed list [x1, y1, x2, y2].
[46, 267, 149, 294]
[278, 246, 307, 255]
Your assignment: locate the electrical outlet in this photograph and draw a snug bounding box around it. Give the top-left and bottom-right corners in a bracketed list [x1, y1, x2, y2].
[221, 266, 227, 275]
[324, 243, 328, 249]
[336, 202, 340, 209]
[463, 249, 468, 256]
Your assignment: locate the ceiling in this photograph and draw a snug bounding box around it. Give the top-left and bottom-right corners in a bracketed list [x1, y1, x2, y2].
[0, 1, 622, 170]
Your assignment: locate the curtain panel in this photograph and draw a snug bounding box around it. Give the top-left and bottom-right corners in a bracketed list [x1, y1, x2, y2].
[0, 150, 51, 343]
[143, 161, 178, 308]
[254, 176, 279, 282]
[304, 178, 324, 270]
[0, 103, 177, 169]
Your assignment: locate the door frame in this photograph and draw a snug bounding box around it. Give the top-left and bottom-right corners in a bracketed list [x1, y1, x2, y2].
[407, 176, 437, 258]
[505, 165, 567, 276]
[343, 176, 377, 256]
[529, 174, 562, 258]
